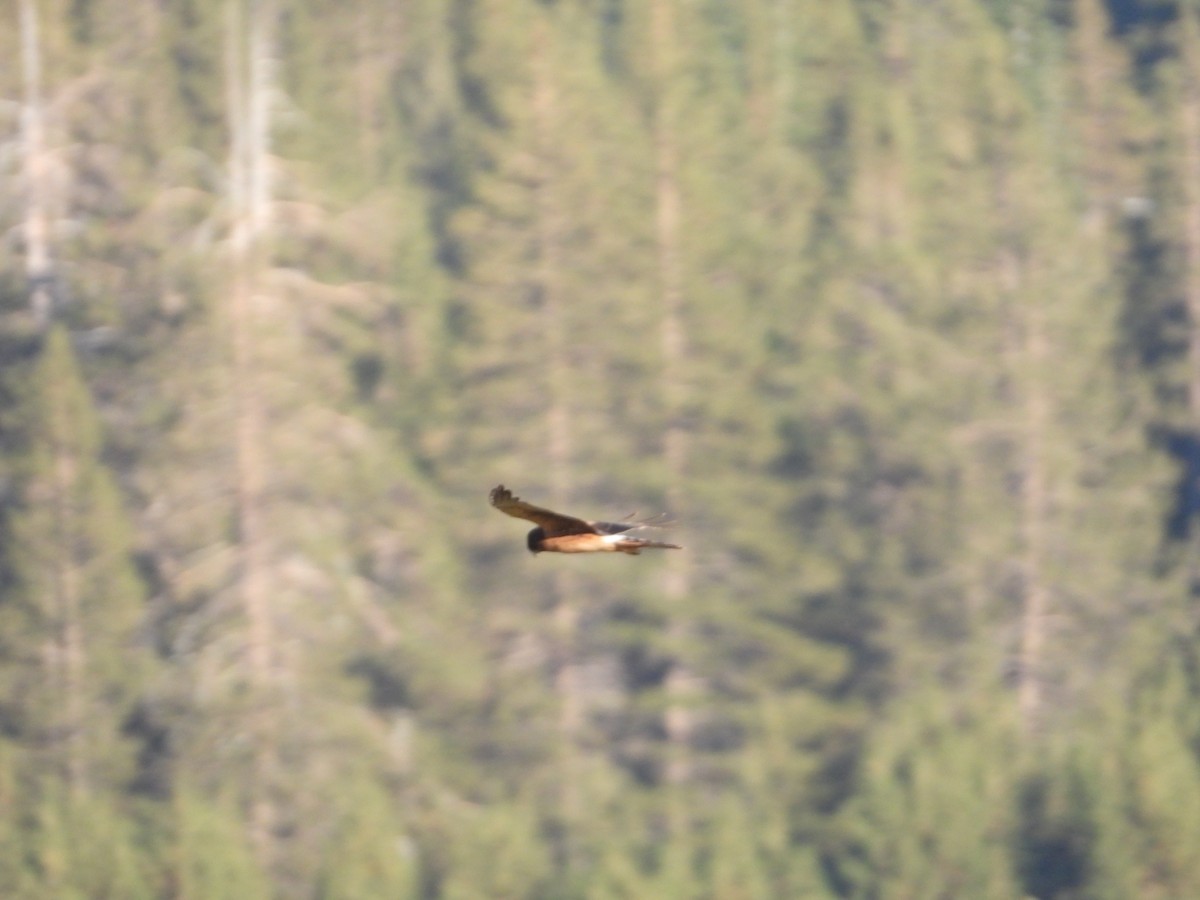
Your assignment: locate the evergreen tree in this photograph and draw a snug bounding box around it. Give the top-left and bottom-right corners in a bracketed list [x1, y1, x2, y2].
[0, 327, 152, 895]
[1, 1, 1199, 895]
[0, 327, 148, 794]
[165, 787, 271, 899]
[834, 680, 1023, 900]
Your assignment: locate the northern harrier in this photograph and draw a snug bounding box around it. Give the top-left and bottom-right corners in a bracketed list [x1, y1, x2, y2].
[489, 485, 682, 555]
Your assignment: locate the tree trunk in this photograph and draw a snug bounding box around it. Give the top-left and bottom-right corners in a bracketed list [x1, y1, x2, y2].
[19, 0, 53, 328]
[992, 204, 1052, 738]
[1009, 252, 1051, 733]
[48, 362, 87, 795]
[21, 0, 84, 791]
[651, 0, 697, 793]
[531, 9, 583, 858]
[1180, 4, 1200, 601]
[1074, 0, 1112, 226]
[226, 0, 278, 864]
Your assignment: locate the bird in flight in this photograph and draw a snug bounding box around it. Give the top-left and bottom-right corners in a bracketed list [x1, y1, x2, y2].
[490, 485, 682, 555]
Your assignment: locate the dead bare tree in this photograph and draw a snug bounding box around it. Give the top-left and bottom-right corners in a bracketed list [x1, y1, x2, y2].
[18, 0, 55, 328]
[225, 0, 280, 866]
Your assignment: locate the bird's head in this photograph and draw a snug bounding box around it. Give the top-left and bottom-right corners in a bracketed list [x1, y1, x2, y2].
[526, 527, 544, 555]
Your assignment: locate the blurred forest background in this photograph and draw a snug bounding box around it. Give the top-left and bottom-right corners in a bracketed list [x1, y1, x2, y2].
[3, 0, 1200, 896]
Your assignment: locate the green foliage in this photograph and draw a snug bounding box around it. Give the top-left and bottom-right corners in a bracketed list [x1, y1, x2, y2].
[166, 789, 272, 900]
[315, 779, 419, 900]
[0, 327, 149, 789]
[1, 0, 1199, 897]
[834, 680, 1024, 900]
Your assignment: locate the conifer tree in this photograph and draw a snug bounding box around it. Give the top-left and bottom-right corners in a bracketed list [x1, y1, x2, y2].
[3, 0, 1200, 894]
[0, 327, 152, 895]
[834, 681, 1024, 899]
[164, 787, 271, 900]
[1, 327, 147, 795]
[442, 0, 675, 877]
[135, 1, 456, 885]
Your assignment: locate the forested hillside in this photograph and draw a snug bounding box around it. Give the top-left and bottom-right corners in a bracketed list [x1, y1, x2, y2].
[2, 0, 1200, 896]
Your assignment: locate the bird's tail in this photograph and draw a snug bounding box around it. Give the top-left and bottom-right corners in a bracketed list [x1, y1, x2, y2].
[615, 538, 683, 555]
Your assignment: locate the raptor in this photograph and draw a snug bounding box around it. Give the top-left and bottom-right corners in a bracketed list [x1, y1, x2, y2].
[489, 485, 682, 555]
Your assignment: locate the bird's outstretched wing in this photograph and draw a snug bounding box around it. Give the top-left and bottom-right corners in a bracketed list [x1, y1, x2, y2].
[489, 485, 594, 537]
[590, 513, 674, 535]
